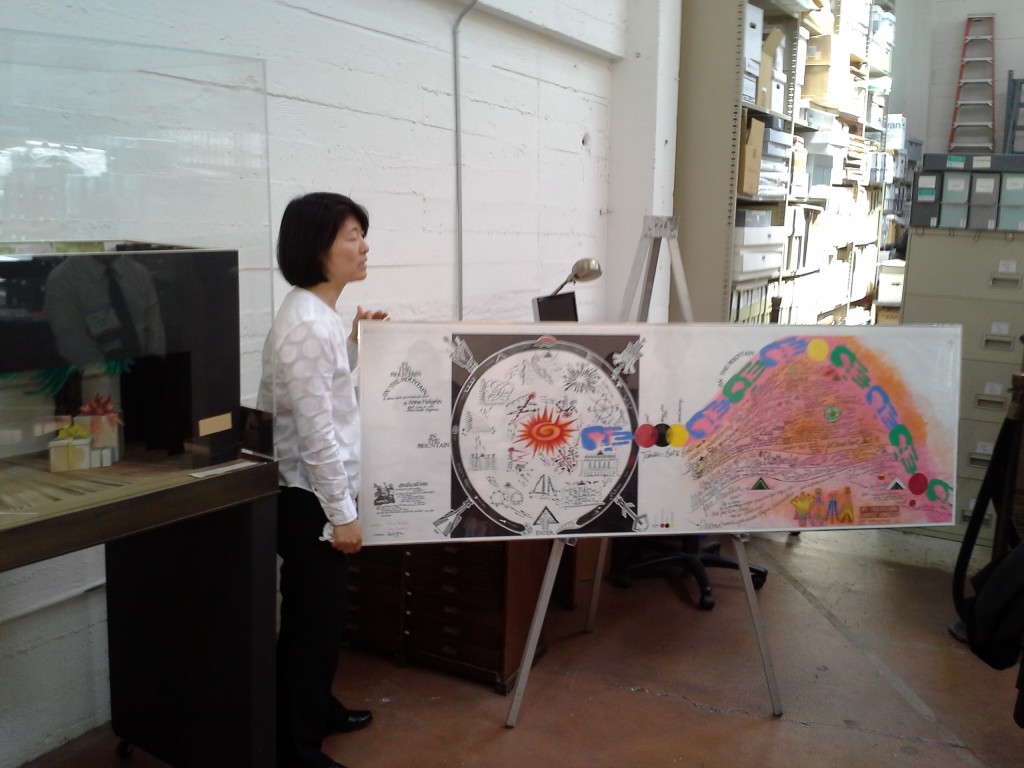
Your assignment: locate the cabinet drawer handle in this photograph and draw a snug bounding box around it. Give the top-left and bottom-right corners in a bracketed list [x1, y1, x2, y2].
[961, 508, 992, 526]
[442, 625, 461, 637]
[975, 393, 1007, 410]
[982, 335, 1014, 351]
[441, 566, 461, 576]
[990, 273, 1022, 289]
[441, 584, 459, 595]
[969, 452, 992, 468]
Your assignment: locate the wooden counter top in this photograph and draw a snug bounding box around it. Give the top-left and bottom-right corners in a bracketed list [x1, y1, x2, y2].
[0, 450, 279, 571]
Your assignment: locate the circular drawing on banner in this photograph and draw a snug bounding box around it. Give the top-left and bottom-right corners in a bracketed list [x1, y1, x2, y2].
[450, 336, 639, 536]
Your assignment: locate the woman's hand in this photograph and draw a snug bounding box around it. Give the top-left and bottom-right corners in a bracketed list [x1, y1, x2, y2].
[349, 305, 390, 342]
[330, 519, 363, 553]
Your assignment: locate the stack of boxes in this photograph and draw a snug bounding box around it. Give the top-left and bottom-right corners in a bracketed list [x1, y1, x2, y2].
[836, 0, 871, 42]
[733, 207, 787, 280]
[738, 115, 764, 197]
[869, 5, 895, 74]
[911, 155, 1024, 232]
[803, 32, 853, 110]
[742, 3, 762, 106]
[761, 121, 793, 197]
[804, 121, 848, 197]
[741, 6, 793, 116]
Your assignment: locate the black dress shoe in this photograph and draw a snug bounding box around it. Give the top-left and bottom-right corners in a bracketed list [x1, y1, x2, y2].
[327, 703, 373, 733]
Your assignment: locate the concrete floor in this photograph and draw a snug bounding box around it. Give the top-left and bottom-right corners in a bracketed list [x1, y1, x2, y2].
[23, 529, 1024, 768]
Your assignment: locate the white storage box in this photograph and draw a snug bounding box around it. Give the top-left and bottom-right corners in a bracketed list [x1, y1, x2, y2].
[733, 245, 785, 278]
[876, 259, 905, 305]
[744, 3, 764, 75]
[734, 225, 788, 246]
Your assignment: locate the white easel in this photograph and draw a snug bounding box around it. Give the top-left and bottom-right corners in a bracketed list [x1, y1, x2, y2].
[505, 216, 782, 727]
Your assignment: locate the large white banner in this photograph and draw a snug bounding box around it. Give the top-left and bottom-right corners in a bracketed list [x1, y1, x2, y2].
[358, 322, 961, 544]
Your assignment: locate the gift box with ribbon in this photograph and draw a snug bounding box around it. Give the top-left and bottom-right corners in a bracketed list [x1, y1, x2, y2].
[74, 394, 124, 463]
[49, 423, 93, 472]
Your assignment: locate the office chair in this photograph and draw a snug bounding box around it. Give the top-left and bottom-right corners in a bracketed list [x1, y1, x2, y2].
[609, 534, 767, 610]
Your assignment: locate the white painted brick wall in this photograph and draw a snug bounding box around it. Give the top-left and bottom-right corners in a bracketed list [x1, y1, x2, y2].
[1, 1, 644, 763]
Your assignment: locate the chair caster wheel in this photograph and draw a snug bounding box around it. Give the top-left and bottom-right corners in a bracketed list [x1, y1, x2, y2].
[752, 573, 767, 590]
[116, 740, 134, 759]
[698, 591, 715, 610]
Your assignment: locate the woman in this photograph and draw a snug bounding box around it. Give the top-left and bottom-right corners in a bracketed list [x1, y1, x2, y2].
[258, 192, 387, 768]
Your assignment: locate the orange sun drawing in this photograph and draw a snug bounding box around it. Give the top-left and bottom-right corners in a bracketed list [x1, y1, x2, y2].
[515, 408, 577, 455]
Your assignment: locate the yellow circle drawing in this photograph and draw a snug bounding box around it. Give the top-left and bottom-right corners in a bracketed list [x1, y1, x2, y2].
[806, 338, 829, 361]
[666, 423, 688, 446]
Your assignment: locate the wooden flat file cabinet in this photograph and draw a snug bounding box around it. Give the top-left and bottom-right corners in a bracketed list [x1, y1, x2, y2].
[344, 539, 550, 693]
[901, 229, 1024, 544]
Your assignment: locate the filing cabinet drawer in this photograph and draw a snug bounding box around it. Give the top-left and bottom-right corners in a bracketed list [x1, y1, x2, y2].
[902, 239, 1024, 301]
[404, 561, 504, 610]
[958, 359, 1017, 423]
[407, 592, 504, 631]
[404, 612, 503, 650]
[903, 295, 1024, 365]
[957, 418, 1000, 481]
[406, 540, 505, 569]
[408, 634, 503, 676]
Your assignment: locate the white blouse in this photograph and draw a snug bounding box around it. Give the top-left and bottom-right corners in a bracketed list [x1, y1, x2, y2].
[257, 287, 360, 526]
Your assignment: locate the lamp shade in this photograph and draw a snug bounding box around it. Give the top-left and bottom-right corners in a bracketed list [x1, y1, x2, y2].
[550, 258, 602, 296]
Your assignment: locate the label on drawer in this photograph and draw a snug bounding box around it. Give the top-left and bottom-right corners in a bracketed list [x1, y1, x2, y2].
[991, 321, 1011, 336]
[1007, 177, 1024, 191]
[983, 381, 1004, 395]
[975, 441, 995, 455]
[974, 156, 992, 169]
[947, 177, 967, 192]
[970, 177, 995, 193]
[998, 259, 1018, 273]
[975, 177, 996, 194]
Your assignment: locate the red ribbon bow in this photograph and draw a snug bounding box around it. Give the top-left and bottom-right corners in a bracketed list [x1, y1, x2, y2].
[80, 394, 117, 416]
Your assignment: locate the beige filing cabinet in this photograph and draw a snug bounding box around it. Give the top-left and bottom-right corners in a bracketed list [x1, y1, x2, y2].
[901, 229, 1024, 544]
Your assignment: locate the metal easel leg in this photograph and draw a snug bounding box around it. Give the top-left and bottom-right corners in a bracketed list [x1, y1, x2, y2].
[506, 538, 566, 727]
[733, 533, 783, 716]
[585, 538, 609, 632]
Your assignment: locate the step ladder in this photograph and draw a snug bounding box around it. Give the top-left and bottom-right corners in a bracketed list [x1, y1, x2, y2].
[1004, 70, 1024, 153]
[949, 14, 996, 154]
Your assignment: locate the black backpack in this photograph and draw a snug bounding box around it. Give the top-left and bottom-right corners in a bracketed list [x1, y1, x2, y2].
[952, 415, 1024, 726]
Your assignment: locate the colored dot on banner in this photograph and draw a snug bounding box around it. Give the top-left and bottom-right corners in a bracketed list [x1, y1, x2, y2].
[634, 424, 657, 448]
[666, 424, 689, 446]
[908, 473, 929, 495]
[655, 423, 670, 448]
[806, 338, 829, 361]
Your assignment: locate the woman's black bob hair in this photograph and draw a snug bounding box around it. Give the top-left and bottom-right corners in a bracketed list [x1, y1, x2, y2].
[276, 192, 369, 287]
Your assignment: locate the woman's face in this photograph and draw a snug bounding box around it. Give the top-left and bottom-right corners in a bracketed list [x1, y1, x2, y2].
[323, 214, 369, 288]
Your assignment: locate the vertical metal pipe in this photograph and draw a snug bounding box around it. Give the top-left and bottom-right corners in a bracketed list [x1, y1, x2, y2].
[452, 0, 479, 320]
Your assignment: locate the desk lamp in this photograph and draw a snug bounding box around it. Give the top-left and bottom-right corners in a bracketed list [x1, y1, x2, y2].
[549, 257, 602, 296]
